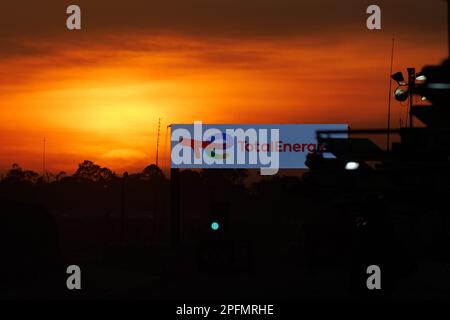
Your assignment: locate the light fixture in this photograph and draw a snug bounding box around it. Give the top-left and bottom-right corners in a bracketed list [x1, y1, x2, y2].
[345, 161, 360, 170]
[394, 87, 409, 102]
[391, 72, 405, 85]
[211, 221, 220, 231]
[416, 75, 427, 81]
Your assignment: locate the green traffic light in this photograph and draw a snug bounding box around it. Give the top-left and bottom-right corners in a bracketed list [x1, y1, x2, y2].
[211, 221, 219, 231]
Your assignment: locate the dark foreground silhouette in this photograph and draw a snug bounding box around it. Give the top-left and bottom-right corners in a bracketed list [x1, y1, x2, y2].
[1, 153, 450, 299]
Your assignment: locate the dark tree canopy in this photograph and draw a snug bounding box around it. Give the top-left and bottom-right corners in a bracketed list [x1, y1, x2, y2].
[5, 163, 39, 183]
[141, 164, 164, 179]
[73, 160, 116, 182]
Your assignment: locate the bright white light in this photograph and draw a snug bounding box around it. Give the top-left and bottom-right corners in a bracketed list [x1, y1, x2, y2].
[421, 96, 427, 101]
[416, 75, 427, 81]
[345, 162, 360, 170]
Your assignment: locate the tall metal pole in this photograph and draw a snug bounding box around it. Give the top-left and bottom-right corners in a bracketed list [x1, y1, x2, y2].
[407, 67, 416, 129]
[43, 137, 46, 180]
[156, 118, 161, 167]
[447, 0, 450, 57]
[387, 36, 395, 151]
[163, 125, 170, 174]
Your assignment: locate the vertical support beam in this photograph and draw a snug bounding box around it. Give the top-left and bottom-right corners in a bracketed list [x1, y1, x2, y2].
[407, 67, 416, 128]
[156, 118, 161, 167]
[387, 36, 395, 151]
[43, 137, 46, 180]
[448, 0, 450, 57]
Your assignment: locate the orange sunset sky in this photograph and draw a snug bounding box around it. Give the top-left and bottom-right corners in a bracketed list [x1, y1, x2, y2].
[0, 0, 448, 174]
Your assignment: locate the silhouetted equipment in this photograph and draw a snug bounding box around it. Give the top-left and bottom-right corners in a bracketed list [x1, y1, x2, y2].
[387, 36, 395, 151]
[306, 56, 450, 296]
[320, 137, 384, 161]
[394, 87, 409, 102]
[391, 68, 417, 127]
[391, 71, 405, 85]
[407, 67, 416, 128]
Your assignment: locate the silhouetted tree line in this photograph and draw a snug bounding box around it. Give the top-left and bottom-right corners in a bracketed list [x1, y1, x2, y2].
[0, 161, 312, 247]
[0, 160, 417, 299]
[0, 160, 166, 184]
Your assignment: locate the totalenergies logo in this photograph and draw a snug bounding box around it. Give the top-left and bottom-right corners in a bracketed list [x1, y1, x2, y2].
[178, 132, 235, 160]
[170, 122, 348, 174]
[171, 121, 280, 175]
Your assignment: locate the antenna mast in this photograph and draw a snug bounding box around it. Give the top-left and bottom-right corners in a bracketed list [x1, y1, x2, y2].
[163, 124, 171, 172]
[387, 35, 395, 151]
[156, 118, 161, 167]
[43, 137, 46, 178]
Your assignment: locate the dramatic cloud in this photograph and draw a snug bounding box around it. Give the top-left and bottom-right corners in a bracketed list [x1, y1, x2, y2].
[0, 0, 448, 173]
[0, 0, 448, 56]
